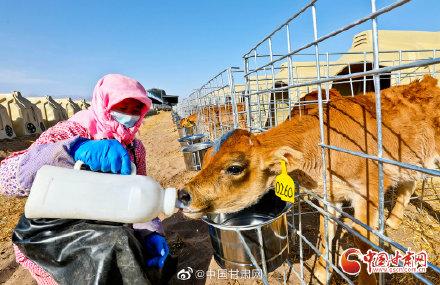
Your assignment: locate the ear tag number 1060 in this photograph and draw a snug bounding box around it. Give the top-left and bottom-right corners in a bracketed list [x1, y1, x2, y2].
[274, 160, 295, 203]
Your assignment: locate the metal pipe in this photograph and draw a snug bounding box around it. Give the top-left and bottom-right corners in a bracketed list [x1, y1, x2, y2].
[297, 195, 436, 285]
[322, 144, 440, 178]
[245, 57, 440, 97]
[370, 8, 385, 285]
[363, 52, 367, 94]
[236, 230, 270, 285]
[243, 0, 318, 57]
[311, 4, 332, 284]
[325, 52, 330, 100]
[286, 25, 293, 121]
[289, 223, 355, 285]
[348, 63, 354, 96]
[247, 48, 438, 57]
[257, 227, 268, 276]
[298, 188, 440, 275]
[243, 0, 411, 77]
[228, 67, 239, 129]
[297, 191, 305, 282]
[398, 50, 403, 84]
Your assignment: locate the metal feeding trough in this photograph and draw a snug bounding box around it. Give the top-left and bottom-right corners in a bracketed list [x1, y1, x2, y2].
[178, 133, 205, 147]
[181, 142, 212, 171]
[203, 191, 291, 276]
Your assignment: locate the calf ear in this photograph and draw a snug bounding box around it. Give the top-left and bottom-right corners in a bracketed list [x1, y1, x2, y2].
[262, 146, 303, 174]
[201, 147, 214, 169]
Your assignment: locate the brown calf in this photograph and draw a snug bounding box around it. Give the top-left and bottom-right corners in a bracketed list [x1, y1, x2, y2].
[179, 76, 440, 284]
[179, 113, 197, 128]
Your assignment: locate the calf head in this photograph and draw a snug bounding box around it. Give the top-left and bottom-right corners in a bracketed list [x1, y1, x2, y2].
[180, 113, 197, 128]
[179, 129, 303, 218]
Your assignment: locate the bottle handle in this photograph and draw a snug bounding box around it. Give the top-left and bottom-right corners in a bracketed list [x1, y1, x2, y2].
[74, 160, 137, 175]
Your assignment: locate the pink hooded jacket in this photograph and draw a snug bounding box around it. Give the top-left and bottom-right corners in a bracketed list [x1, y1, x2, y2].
[0, 73, 154, 196]
[70, 73, 152, 144]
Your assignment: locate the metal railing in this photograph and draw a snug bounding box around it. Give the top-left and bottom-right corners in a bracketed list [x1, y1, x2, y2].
[176, 67, 245, 140]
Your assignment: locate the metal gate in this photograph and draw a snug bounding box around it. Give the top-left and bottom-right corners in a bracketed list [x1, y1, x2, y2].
[175, 0, 440, 284]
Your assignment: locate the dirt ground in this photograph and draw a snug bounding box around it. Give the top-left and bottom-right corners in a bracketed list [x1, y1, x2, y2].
[0, 112, 439, 284]
[0, 136, 38, 285]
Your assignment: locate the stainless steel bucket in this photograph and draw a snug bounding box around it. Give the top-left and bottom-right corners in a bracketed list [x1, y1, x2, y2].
[171, 113, 180, 125]
[177, 127, 186, 138]
[184, 126, 195, 136]
[181, 142, 212, 171]
[178, 134, 205, 147]
[177, 126, 195, 138]
[203, 191, 291, 273]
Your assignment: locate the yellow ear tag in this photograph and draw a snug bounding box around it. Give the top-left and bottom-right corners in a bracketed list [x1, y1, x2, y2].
[274, 160, 295, 203]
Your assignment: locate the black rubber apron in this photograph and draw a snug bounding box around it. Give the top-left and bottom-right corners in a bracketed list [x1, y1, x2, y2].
[13, 216, 151, 285]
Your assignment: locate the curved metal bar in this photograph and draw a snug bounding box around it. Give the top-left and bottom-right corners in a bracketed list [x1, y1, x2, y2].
[236, 230, 270, 285]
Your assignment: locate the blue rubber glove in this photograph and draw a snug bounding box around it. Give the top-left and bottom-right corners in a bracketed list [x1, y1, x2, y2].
[144, 232, 169, 268]
[70, 138, 132, 175]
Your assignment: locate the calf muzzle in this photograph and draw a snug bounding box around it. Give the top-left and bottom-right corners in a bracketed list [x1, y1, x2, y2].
[177, 189, 192, 208]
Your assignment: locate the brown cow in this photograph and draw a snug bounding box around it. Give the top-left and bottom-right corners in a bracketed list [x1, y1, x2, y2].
[181, 102, 248, 135]
[178, 76, 440, 284]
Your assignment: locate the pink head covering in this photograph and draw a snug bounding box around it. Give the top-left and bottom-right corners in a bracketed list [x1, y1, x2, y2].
[69, 74, 152, 145]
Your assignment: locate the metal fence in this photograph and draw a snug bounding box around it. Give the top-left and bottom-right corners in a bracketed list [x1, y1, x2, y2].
[243, 48, 439, 132]
[175, 67, 246, 140]
[175, 0, 440, 284]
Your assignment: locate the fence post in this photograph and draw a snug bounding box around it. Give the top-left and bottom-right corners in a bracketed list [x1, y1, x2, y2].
[228, 67, 239, 129]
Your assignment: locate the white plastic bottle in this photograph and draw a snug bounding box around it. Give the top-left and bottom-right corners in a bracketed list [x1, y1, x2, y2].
[25, 161, 177, 223]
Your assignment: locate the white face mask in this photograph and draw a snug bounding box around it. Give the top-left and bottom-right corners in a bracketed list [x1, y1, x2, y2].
[110, 110, 140, 128]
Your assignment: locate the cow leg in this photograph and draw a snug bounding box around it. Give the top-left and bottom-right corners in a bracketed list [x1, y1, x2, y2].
[351, 194, 378, 285]
[386, 181, 416, 229]
[313, 202, 342, 284]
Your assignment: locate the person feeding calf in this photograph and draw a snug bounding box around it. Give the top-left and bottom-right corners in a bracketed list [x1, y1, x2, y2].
[0, 74, 171, 284]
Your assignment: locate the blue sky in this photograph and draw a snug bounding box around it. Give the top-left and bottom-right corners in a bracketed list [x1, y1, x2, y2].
[0, 0, 439, 100]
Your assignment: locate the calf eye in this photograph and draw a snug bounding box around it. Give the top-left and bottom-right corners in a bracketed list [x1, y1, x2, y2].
[226, 165, 244, 175]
